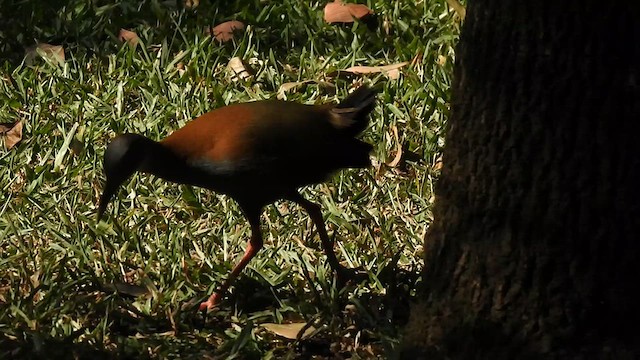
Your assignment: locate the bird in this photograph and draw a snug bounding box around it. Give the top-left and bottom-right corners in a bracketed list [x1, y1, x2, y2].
[97, 85, 377, 311]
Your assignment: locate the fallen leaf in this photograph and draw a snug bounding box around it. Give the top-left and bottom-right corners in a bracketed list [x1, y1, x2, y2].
[445, 0, 466, 21]
[0, 285, 9, 303]
[278, 80, 314, 99]
[208, 21, 245, 43]
[346, 62, 408, 76]
[25, 43, 65, 65]
[261, 322, 316, 340]
[437, 55, 447, 66]
[433, 156, 443, 171]
[227, 57, 253, 81]
[277, 80, 335, 99]
[330, 62, 409, 79]
[30, 271, 41, 289]
[176, 62, 186, 76]
[387, 125, 403, 168]
[410, 51, 423, 67]
[183, 0, 199, 8]
[0, 121, 23, 150]
[385, 68, 401, 80]
[324, 0, 373, 23]
[383, 15, 391, 35]
[118, 28, 139, 47]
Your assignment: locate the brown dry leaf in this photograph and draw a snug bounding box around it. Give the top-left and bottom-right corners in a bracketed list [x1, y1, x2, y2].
[176, 62, 186, 76]
[227, 57, 253, 81]
[437, 55, 447, 66]
[331, 62, 409, 80]
[445, 0, 466, 20]
[277, 80, 335, 99]
[324, 0, 373, 23]
[25, 43, 65, 65]
[410, 51, 423, 67]
[30, 271, 41, 289]
[1, 121, 23, 150]
[382, 15, 391, 35]
[277, 80, 314, 99]
[118, 28, 139, 47]
[346, 62, 408, 76]
[388, 125, 403, 168]
[261, 322, 316, 340]
[183, 0, 199, 8]
[0, 123, 12, 133]
[209, 21, 245, 43]
[433, 156, 443, 171]
[0, 285, 9, 303]
[385, 68, 401, 80]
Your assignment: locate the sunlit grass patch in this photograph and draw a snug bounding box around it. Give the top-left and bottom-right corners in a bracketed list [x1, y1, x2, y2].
[0, 0, 460, 357]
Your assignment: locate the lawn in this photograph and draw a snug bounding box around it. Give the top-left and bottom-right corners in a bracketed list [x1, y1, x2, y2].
[0, 1, 459, 358]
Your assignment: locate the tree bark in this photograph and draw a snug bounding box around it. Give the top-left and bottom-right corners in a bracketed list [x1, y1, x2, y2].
[405, 1, 639, 358]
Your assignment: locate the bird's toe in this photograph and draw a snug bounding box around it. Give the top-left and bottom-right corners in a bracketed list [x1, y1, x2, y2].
[198, 293, 222, 312]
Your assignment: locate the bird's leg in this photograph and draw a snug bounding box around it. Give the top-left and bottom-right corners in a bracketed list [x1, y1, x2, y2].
[199, 211, 263, 311]
[286, 192, 366, 282]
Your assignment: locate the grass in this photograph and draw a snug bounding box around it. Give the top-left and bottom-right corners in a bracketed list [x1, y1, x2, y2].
[0, 0, 459, 358]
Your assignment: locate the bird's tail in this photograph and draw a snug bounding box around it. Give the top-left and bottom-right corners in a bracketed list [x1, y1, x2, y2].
[330, 85, 377, 137]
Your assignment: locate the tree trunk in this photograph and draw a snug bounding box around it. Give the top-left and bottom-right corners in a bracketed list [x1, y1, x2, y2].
[405, 1, 639, 358]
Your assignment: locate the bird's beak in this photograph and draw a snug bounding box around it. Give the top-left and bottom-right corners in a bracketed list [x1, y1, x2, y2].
[97, 180, 119, 221]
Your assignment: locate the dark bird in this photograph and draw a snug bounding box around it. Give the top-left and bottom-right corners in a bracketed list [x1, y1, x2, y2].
[97, 85, 376, 311]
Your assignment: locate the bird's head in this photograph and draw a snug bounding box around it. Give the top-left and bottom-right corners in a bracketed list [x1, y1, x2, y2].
[97, 133, 150, 221]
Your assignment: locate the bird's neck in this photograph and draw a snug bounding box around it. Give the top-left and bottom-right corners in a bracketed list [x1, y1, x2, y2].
[137, 139, 191, 183]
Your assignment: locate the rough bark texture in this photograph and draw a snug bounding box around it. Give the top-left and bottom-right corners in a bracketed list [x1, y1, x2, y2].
[405, 1, 639, 358]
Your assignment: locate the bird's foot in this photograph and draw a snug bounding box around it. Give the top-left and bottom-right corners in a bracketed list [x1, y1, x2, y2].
[199, 293, 222, 312]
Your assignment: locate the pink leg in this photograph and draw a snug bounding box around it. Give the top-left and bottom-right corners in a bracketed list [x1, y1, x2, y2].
[199, 214, 263, 311]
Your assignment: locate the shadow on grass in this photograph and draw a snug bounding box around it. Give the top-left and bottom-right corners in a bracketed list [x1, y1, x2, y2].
[0, 0, 255, 65]
[1, 334, 115, 360]
[0, 258, 420, 359]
